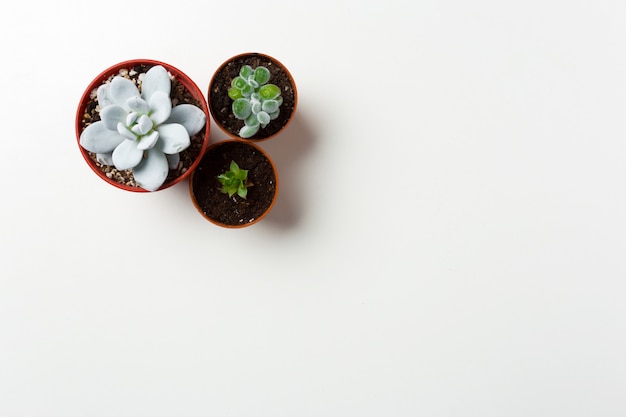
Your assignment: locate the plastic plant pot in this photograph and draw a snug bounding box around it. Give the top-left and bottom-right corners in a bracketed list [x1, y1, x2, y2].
[189, 140, 279, 228]
[208, 52, 297, 142]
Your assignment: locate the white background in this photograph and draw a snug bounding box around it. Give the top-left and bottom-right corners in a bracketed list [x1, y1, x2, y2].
[1, 0, 625, 416]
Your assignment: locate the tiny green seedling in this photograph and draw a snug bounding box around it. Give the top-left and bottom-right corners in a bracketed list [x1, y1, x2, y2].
[228, 65, 283, 138]
[217, 160, 251, 199]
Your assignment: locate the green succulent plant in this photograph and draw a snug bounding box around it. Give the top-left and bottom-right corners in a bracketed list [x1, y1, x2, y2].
[217, 160, 250, 199]
[228, 65, 283, 138]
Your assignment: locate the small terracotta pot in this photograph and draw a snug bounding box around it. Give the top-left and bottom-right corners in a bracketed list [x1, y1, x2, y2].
[189, 140, 279, 228]
[75, 59, 210, 192]
[208, 52, 297, 142]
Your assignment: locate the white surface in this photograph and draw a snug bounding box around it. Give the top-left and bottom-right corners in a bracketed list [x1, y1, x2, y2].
[1, 1, 625, 416]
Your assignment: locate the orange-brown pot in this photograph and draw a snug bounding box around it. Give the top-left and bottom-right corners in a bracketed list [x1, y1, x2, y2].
[189, 140, 279, 228]
[208, 52, 297, 142]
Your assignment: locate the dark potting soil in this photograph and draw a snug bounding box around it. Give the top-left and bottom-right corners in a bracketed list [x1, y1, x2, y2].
[209, 53, 296, 141]
[191, 141, 277, 226]
[80, 64, 206, 189]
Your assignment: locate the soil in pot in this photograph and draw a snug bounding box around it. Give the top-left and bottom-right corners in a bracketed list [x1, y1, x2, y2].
[209, 53, 296, 141]
[191, 141, 278, 226]
[79, 63, 207, 189]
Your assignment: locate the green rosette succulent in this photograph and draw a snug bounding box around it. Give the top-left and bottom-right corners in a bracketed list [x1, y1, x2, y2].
[228, 65, 283, 139]
[217, 160, 250, 199]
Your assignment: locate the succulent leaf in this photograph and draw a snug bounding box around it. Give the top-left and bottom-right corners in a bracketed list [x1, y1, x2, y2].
[228, 87, 243, 100]
[126, 96, 149, 114]
[148, 91, 172, 125]
[248, 78, 259, 89]
[259, 84, 281, 100]
[166, 153, 180, 169]
[262, 99, 279, 114]
[80, 121, 125, 153]
[239, 124, 260, 138]
[117, 122, 138, 140]
[257, 111, 271, 125]
[269, 108, 280, 120]
[166, 104, 206, 136]
[101, 105, 127, 131]
[241, 84, 254, 97]
[133, 148, 169, 191]
[141, 65, 171, 102]
[157, 123, 191, 154]
[237, 184, 248, 199]
[126, 112, 139, 126]
[112, 139, 143, 170]
[245, 113, 260, 127]
[233, 77, 247, 89]
[232, 98, 252, 119]
[220, 183, 232, 196]
[240, 65, 253, 78]
[254, 67, 270, 85]
[109, 77, 140, 110]
[229, 160, 240, 175]
[137, 131, 160, 150]
[251, 100, 262, 114]
[96, 152, 114, 166]
[131, 114, 153, 135]
[97, 84, 114, 108]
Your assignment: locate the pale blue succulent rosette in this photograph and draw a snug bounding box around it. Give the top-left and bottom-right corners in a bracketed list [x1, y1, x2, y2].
[79, 64, 207, 191]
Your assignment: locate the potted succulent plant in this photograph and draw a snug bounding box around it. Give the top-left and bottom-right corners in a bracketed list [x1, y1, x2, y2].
[76, 60, 210, 192]
[189, 140, 278, 227]
[208, 52, 297, 141]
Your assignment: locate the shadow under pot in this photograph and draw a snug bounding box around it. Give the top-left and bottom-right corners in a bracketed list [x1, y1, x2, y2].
[75, 59, 210, 192]
[208, 52, 297, 142]
[190, 140, 279, 227]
